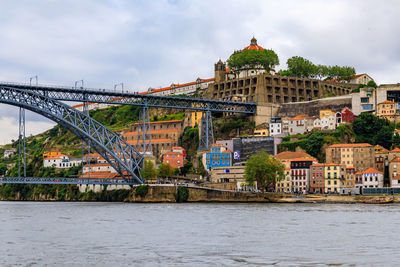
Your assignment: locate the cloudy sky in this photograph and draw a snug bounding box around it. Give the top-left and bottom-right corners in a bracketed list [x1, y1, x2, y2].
[0, 0, 399, 144]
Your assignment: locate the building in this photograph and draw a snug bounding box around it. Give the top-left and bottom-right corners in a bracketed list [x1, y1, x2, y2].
[319, 109, 336, 130]
[326, 143, 374, 172]
[83, 163, 116, 174]
[361, 168, 383, 189]
[274, 151, 315, 162]
[185, 110, 203, 127]
[327, 73, 374, 85]
[374, 145, 389, 175]
[377, 100, 396, 122]
[324, 163, 345, 193]
[289, 115, 308, 135]
[43, 154, 82, 168]
[3, 149, 16, 158]
[141, 77, 214, 97]
[355, 171, 363, 190]
[276, 167, 292, 193]
[290, 157, 317, 193]
[43, 151, 62, 159]
[240, 137, 275, 159]
[162, 147, 186, 169]
[309, 163, 325, 193]
[72, 102, 111, 112]
[253, 129, 269, 137]
[210, 165, 245, 183]
[343, 166, 356, 193]
[269, 117, 282, 136]
[389, 157, 400, 187]
[125, 120, 185, 159]
[202, 144, 232, 171]
[341, 107, 355, 123]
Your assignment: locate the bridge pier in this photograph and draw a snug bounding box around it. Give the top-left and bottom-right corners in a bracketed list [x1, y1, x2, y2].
[198, 108, 214, 151]
[18, 107, 26, 177]
[137, 104, 152, 155]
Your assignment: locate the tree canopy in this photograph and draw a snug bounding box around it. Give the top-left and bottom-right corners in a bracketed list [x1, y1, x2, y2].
[227, 49, 279, 72]
[244, 150, 285, 190]
[280, 56, 356, 80]
[158, 163, 175, 178]
[140, 160, 157, 179]
[353, 113, 394, 148]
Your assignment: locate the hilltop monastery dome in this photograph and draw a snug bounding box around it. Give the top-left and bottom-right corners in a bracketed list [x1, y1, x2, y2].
[242, 37, 264, 51]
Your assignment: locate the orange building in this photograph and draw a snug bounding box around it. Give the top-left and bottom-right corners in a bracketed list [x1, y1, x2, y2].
[377, 100, 396, 122]
[163, 147, 186, 169]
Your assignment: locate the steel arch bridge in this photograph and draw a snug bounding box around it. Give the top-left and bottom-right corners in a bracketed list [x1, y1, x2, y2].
[0, 86, 144, 185]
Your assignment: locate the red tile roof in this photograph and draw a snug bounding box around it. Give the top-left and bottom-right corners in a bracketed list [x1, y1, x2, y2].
[274, 151, 314, 160]
[132, 120, 183, 125]
[139, 78, 214, 95]
[128, 138, 177, 144]
[328, 143, 372, 148]
[362, 168, 383, 175]
[391, 148, 400, 153]
[123, 129, 181, 136]
[391, 157, 400, 163]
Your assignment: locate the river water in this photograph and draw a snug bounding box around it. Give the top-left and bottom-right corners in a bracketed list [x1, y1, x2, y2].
[0, 202, 399, 266]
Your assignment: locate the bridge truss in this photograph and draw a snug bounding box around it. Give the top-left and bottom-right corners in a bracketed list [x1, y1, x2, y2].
[0, 86, 144, 184]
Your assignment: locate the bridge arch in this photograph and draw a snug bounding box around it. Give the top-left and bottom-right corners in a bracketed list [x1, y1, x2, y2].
[0, 86, 143, 184]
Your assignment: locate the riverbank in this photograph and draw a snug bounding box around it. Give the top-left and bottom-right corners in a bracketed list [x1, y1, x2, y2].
[1, 183, 399, 203]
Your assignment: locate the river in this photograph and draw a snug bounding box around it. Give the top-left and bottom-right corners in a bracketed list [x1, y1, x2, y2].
[0, 202, 399, 266]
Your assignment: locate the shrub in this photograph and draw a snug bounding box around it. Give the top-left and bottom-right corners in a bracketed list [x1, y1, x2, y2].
[135, 185, 149, 198]
[176, 186, 189, 203]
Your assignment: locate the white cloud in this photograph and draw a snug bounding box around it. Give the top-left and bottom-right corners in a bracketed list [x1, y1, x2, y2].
[0, 0, 399, 143]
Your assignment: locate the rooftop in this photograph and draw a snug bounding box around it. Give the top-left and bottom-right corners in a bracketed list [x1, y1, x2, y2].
[362, 167, 383, 175]
[328, 143, 372, 148]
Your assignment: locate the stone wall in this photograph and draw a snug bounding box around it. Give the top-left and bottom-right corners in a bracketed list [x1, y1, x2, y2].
[276, 95, 352, 118]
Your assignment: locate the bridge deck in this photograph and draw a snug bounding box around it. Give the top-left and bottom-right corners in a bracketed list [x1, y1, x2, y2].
[0, 177, 136, 185]
[0, 81, 257, 113]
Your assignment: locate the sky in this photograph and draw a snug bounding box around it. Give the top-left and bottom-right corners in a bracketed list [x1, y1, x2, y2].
[0, 0, 399, 144]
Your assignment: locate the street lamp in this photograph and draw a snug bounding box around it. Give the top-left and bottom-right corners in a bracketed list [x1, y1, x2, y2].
[114, 83, 124, 93]
[74, 80, 84, 89]
[29, 76, 38, 86]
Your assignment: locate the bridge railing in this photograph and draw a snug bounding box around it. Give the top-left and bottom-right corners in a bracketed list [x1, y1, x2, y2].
[0, 177, 135, 185]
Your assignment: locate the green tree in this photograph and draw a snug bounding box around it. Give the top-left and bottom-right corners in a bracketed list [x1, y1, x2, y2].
[286, 56, 315, 78]
[158, 163, 175, 178]
[303, 131, 324, 158]
[392, 132, 400, 149]
[244, 150, 285, 191]
[227, 49, 279, 72]
[353, 113, 394, 148]
[140, 160, 157, 179]
[367, 80, 377, 88]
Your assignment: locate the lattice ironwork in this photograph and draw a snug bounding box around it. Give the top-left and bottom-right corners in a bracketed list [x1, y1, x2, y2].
[137, 104, 152, 155]
[0, 86, 144, 184]
[198, 110, 214, 151]
[0, 176, 133, 185]
[0, 82, 257, 113]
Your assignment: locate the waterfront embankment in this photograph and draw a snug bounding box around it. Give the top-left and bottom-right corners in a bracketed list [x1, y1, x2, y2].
[1, 183, 398, 203]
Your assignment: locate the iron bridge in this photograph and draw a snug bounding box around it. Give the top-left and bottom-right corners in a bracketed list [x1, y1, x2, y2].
[0, 81, 257, 113]
[0, 177, 134, 185]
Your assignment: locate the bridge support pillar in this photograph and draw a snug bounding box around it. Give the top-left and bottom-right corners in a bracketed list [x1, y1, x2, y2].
[137, 104, 152, 155]
[198, 109, 214, 151]
[18, 107, 26, 177]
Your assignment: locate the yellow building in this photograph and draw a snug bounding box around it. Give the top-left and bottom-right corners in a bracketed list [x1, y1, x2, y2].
[324, 163, 345, 193]
[43, 151, 62, 159]
[319, 109, 335, 119]
[254, 129, 269, 137]
[275, 167, 291, 193]
[377, 100, 395, 122]
[344, 166, 355, 189]
[190, 111, 203, 127]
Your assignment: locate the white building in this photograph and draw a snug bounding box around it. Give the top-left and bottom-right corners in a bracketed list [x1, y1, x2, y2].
[3, 149, 16, 158]
[82, 163, 116, 174]
[320, 115, 336, 130]
[143, 78, 214, 97]
[288, 115, 308, 135]
[361, 168, 384, 188]
[43, 155, 82, 168]
[269, 117, 282, 136]
[72, 102, 111, 112]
